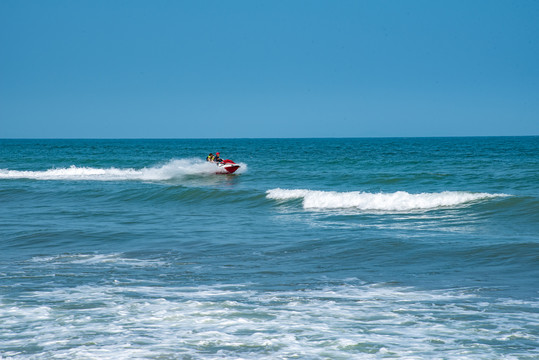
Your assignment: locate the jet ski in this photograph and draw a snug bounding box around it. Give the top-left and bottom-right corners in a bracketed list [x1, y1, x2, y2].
[216, 159, 240, 174]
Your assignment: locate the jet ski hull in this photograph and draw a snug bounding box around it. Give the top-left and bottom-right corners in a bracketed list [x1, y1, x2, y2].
[216, 159, 240, 174]
[222, 164, 240, 174]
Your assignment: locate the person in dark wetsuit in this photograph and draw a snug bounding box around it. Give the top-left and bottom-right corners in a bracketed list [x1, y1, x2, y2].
[214, 152, 223, 163]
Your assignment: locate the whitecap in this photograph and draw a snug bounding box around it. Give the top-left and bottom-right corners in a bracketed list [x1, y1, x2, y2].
[266, 188, 508, 211]
[28, 253, 167, 267]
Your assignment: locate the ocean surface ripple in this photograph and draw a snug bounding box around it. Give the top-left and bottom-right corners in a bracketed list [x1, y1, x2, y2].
[0, 137, 538, 359]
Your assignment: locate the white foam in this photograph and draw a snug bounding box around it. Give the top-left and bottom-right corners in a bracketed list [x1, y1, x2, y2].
[0, 159, 246, 182]
[1, 282, 536, 359]
[29, 253, 167, 267]
[266, 189, 507, 211]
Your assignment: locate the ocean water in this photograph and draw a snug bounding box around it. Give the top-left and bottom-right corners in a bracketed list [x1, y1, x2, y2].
[0, 137, 538, 359]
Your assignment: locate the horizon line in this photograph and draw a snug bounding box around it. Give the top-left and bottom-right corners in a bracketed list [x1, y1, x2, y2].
[0, 135, 537, 141]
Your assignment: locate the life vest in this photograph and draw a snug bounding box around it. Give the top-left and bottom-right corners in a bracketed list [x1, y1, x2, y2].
[206, 155, 215, 162]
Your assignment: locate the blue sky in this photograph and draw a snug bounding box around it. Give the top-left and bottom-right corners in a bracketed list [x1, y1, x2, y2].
[1, 0, 538, 138]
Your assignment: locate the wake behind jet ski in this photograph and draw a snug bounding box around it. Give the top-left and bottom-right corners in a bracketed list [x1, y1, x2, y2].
[206, 152, 241, 174]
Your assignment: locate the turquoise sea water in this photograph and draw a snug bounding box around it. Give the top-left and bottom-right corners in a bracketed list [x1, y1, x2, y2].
[1, 137, 538, 359]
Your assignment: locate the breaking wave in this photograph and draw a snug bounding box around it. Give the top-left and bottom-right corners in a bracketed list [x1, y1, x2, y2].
[266, 188, 508, 211]
[0, 159, 246, 181]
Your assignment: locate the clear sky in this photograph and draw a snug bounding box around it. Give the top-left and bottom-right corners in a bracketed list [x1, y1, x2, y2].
[1, 0, 538, 138]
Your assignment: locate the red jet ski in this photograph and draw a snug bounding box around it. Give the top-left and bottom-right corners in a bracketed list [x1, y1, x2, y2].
[216, 159, 240, 174]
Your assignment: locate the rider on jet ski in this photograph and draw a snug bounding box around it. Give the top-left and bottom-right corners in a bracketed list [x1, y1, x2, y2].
[206, 152, 224, 163]
[214, 152, 223, 163]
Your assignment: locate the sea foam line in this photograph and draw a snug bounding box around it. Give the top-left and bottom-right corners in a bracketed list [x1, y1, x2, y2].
[0, 159, 245, 181]
[266, 188, 508, 211]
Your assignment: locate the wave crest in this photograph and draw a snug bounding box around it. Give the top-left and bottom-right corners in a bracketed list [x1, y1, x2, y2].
[266, 188, 507, 211]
